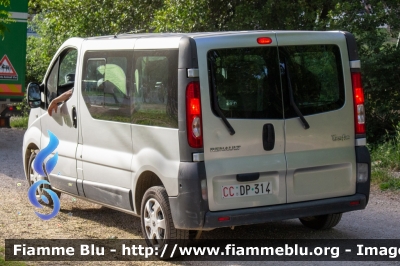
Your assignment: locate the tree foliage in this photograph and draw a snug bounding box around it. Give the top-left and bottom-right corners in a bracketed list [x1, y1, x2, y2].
[0, 0, 12, 38]
[156, 0, 400, 142]
[331, 0, 400, 142]
[27, 0, 163, 82]
[152, 0, 212, 32]
[27, 0, 400, 142]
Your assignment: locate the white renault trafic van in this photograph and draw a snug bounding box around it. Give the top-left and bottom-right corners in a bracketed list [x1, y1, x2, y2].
[23, 31, 371, 248]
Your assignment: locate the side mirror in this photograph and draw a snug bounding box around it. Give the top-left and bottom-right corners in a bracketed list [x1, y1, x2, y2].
[26, 82, 41, 108]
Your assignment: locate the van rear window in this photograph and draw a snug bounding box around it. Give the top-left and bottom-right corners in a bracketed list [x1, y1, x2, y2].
[208, 48, 283, 119]
[208, 45, 345, 120]
[280, 45, 345, 117]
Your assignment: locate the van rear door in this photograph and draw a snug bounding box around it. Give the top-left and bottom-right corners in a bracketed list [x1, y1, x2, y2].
[196, 33, 287, 211]
[276, 31, 356, 203]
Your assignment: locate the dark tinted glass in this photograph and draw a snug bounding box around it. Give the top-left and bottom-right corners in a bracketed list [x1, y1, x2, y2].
[46, 49, 78, 108]
[82, 50, 133, 123]
[58, 50, 78, 86]
[46, 58, 59, 107]
[132, 50, 178, 128]
[208, 47, 283, 119]
[280, 45, 345, 117]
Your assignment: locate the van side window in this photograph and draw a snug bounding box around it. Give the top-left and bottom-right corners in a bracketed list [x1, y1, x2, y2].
[45, 49, 77, 107]
[46, 58, 59, 107]
[208, 48, 283, 119]
[280, 45, 345, 117]
[58, 49, 77, 92]
[82, 51, 132, 122]
[132, 50, 178, 128]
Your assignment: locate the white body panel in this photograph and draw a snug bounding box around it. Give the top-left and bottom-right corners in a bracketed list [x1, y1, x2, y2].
[131, 125, 180, 196]
[79, 108, 133, 188]
[195, 33, 287, 211]
[38, 38, 83, 187]
[77, 38, 181, 208]
[134, 36, 181, 49]
[22, 108, 42, 177]
[275, 32, 356, 203]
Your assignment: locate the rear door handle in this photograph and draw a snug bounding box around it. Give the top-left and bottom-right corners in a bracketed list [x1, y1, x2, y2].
[237, 172, 260, 182]
[262, 123, 275, 151]
[72, 107, 77, 128]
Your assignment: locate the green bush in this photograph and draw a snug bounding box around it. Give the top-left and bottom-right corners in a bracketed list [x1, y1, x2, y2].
[370, 123, 400, 190]
[10, 116, 28, 129]
[362, 45, 400, 143]
[0, 246, 26, 266]
[370, 123, 400, 171]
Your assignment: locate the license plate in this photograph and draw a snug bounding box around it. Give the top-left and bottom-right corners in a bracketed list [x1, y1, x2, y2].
[222, 182, 271, 198]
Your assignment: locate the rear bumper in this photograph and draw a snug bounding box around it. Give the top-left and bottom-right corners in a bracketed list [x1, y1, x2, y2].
[202, 193, 366, 229]
[170, 160, 370, 230]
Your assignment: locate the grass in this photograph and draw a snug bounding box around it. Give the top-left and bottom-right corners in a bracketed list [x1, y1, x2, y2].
[372, 169, 400, 191]
[0, 246, 26, 266]
[370, 124, 400, 191]
[10, 116, 28, 129]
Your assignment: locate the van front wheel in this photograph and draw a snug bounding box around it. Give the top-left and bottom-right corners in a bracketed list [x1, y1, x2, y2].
[27, 152, 61, 206]
[299, 213, 342, 230]
[140, 186, 188, 257]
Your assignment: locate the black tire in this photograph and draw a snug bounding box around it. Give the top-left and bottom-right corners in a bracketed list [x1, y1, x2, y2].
[27, 152, 61, 206]
[140, 186, 188, 258]
[299, 213, 342, 230]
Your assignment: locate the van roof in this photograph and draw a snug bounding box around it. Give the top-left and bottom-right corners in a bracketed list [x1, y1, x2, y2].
[85, 30, 342, 41]
[85, 31, 275, 40]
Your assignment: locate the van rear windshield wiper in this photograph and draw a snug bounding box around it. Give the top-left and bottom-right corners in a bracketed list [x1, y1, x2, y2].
[284, 57, 310, 130]
[208, 60, 236, 135]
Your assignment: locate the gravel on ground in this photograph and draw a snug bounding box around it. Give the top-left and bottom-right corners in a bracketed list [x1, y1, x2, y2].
[1, 128, 399, 266]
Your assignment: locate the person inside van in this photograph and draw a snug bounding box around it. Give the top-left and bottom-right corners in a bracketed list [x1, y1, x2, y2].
[47, 88, 73, 116]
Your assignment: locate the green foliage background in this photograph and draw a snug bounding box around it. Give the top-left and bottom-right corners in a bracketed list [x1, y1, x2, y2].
[26, 0, 400, 143]
[0, 0, 12, 38]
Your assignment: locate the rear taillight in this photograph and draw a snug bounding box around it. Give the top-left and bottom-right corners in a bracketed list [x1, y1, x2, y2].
[186, 81, 203, 148]
[351, 72, 366, 135]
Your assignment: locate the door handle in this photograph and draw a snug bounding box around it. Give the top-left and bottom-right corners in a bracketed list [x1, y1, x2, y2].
[262, 123, 275, 151]
[237, 172, 260, 182]
[72, 107, 77, 128]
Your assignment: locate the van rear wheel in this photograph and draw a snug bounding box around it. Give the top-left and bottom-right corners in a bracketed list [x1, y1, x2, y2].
[140, 186, 188, 258]
[299, 213, 342, 230]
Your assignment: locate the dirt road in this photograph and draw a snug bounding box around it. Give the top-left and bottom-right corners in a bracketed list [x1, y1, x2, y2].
[1, 128, 399, 265]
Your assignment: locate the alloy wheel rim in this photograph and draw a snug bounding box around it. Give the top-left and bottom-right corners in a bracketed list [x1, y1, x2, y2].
[29, 159, 46, 200]
[143, 198, 166, 246]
